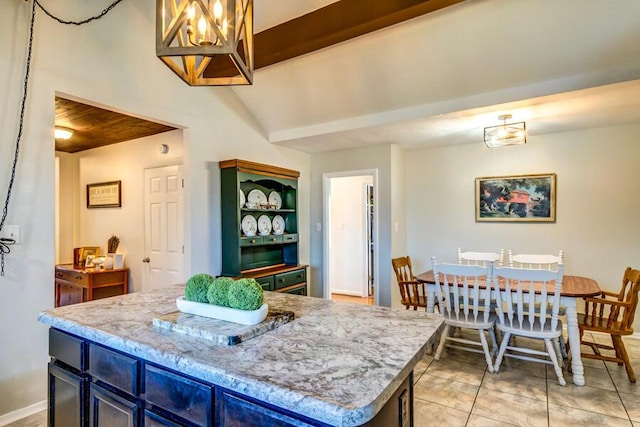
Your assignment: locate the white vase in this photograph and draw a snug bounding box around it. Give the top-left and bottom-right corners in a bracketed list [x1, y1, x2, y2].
[105, 254, 114, 270]
[113, 253, 124, 269]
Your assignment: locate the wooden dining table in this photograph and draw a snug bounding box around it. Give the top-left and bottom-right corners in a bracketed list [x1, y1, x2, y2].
[416, 270, 601, 386]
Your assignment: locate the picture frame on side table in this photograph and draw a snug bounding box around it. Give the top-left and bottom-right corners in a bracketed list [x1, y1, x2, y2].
[475, 173, 556, 222]
[87, 180, 121, 208]
[79, 246, 100, 267]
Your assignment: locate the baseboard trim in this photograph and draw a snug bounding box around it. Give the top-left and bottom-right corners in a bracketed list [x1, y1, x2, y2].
[331, 290, 365, 297]
[0, 400, 46, 427]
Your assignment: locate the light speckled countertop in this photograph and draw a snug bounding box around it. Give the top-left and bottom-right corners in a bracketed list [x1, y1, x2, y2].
[39, 285, 442, 426]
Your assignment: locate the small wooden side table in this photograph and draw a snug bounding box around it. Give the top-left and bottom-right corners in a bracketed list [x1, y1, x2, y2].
[54, 264, 129, 307]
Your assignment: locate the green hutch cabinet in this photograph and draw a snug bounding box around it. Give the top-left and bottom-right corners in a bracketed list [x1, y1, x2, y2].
[219, 160, 307, 295]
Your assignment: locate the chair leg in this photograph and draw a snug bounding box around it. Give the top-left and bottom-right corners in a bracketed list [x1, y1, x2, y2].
[613, 335, 636, 383]
[552, 338, 563, 368]
[488, 326, 498, 356]
[478, 330, 494, 373]
[493, 331, 511, 373]
[434, 324, 450, 361]
[545, 338, 566, 386]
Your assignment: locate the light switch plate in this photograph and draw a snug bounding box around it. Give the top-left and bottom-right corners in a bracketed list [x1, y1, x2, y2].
[0, 225, 20, 244]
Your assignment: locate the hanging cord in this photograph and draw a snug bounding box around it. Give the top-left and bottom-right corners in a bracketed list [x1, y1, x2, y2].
[0, 0, 125, 276]
[35, 0, 125, 25]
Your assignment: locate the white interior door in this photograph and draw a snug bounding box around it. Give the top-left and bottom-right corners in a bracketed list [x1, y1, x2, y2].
[144, 165, 184, 290]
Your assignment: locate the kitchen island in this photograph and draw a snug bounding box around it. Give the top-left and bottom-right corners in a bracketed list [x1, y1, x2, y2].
[39, 285, 442, 426]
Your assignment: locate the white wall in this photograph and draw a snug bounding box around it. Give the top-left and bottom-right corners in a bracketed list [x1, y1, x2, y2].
[0, 1, 310, 418]
[311, 145, 394, 306]
[405, 123, 640, 323]
[329, 175, 373, 296]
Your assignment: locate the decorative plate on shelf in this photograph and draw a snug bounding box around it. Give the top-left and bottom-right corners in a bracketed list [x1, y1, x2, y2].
[246, 189, 267, 209]
[268, 191, 282, 209]
[241, 214, 257, 236]
[257, 215, 272, 236]
[239, 189, 245, 208]
[272, 215, 285, 235]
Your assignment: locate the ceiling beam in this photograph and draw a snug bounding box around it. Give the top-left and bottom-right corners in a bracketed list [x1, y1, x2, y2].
[204, 0, 464, 78]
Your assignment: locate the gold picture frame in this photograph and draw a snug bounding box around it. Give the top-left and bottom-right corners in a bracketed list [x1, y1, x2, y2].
[79, 246, 100, 267]
[87, 180, 121, 208]
[475, 173, 556, 222]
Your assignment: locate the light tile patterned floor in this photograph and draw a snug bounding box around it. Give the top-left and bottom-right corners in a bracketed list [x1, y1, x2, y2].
[413, 332, 640, 427]
[7, 333, 640, 427]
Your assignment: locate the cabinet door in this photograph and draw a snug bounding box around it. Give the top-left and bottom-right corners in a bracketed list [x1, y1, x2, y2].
[57, 282, 85, 307]
[284, 285, 307, 296]
[143, 410, 184, 427]
[89, 383, 139, 427]
[48, 362, 86, 427]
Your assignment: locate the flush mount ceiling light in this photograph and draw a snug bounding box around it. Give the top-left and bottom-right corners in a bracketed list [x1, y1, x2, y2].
[54, 127, 73, 140]
[484, 114, 526, 148]
[156, 0, 253, 86]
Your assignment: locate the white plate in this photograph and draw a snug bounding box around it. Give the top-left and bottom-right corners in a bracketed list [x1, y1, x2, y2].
[239, 189, 245, 208]
[241, 215, 257, 236]
[176, 297, 268, 326]
[272, 215, 285, 235]
[268, 191, 282, 209]
[257, 215, 272, 236]
[246, 189, 267, 209]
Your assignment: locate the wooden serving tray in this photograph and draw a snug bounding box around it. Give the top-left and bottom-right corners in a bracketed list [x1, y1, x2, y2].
[153, 308, 295, 346]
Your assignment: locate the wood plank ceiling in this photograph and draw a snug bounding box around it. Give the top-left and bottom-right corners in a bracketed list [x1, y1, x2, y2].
[55, 0, 462, 152]
[54, 97, 177, 153]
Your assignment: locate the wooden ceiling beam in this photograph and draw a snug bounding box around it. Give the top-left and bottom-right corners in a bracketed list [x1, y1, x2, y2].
[204, 0, 464, 78]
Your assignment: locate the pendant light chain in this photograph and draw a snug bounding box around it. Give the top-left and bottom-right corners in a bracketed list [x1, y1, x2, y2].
[0, 0, 125, 276]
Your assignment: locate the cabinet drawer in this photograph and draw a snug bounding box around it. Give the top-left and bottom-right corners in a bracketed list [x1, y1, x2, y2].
[219, 390, 313, 427]
[255, 276, 274, 291]
[55, 269, 88, 285]
[262, 234, 283, 245]
[240, 236, 263, 247]
[274, 269, 306, 290]
[284, 285, 307, 296]
[145, 365, 213, 426]
[50, 328, 86, 372]
[88, 343, 140, 396]
[282, 234, 298, 243]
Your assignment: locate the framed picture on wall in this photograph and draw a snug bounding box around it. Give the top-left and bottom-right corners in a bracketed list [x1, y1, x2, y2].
[87, 180, 121, 208]
[475, 173, 556, 222]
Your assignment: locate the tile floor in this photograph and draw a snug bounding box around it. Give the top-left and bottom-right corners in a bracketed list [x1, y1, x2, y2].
[413, 331, 640, 426]
[7, 333, 640, 427]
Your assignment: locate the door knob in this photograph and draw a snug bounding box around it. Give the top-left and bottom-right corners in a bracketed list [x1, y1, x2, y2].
[142, 257, 150, 263]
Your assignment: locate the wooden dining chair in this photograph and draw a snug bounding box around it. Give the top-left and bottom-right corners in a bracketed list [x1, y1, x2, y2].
[431, 257, 497, 372]
[493, 264, 566, 385]
[575, 267, 640, 382]
[392, 256, 431, 311]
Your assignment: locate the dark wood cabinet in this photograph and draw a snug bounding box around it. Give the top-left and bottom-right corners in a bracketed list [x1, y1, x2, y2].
[48, 328, 411, 426]
[220, 159, 307, 294]
[55, 264, 129, 307]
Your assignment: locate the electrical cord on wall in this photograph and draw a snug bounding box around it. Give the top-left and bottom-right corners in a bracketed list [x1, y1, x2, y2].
[0, 0, 124, 276]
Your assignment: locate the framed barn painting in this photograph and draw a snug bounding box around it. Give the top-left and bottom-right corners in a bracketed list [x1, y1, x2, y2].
[475, 173, 556, 222]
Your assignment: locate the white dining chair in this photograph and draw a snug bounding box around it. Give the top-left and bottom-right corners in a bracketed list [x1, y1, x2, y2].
[457, 248, 504, 267]
[432, 257, 497, 372]
[508, 250, 564, 270]
[493, 264, 566, 386]
[508, 249, 568, 358]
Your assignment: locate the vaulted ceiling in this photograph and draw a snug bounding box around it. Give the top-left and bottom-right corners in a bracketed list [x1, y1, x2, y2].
[56, 0, 640, 153]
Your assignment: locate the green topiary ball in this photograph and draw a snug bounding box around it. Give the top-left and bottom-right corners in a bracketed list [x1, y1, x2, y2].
[207, 277, 235, 307]
[228, 278, 264, 311]
[184, 273, 214, 303]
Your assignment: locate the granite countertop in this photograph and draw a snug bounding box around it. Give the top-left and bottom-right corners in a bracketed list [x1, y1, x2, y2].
[39, 285, 442, 426]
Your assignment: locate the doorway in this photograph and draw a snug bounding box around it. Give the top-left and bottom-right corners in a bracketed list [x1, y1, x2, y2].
[323, 170, 378, 305]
